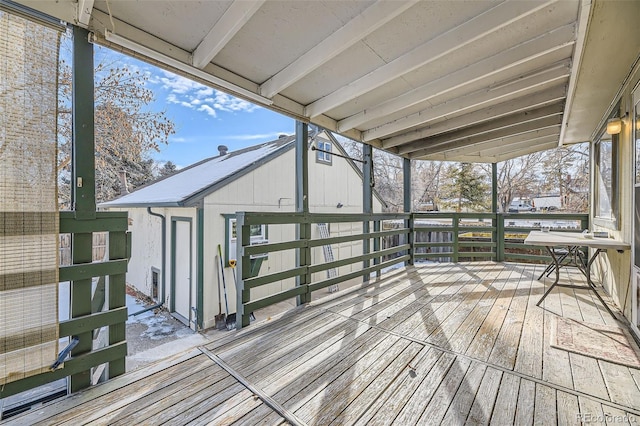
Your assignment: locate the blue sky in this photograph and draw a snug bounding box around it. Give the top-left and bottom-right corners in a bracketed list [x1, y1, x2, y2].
[98, 45, 295, 168]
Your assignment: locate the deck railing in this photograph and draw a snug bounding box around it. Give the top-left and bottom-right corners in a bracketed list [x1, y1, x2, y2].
[413, 212, 589, 263]
[234, 212, 411, 329]
[235, 211, 588, 329]
[0, 211, 130, 400]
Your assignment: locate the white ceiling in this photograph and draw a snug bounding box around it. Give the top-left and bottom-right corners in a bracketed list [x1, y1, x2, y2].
[10, 0, 640, 163]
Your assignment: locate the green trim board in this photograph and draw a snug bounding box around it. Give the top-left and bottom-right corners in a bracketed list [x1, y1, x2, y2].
[196, 208, 204, 329]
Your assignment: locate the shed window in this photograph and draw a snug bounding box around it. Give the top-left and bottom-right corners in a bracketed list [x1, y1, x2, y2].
[316, 140, 332, 165]
[224, 215, 268, 265]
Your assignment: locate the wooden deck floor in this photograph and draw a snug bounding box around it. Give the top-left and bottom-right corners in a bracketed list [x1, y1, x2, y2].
[5, 262, 640, 425]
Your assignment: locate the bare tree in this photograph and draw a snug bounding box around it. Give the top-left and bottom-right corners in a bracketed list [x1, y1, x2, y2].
[541, 143, 589, 212]
[414, 161, 444, 211]
[480, 153, 545, 212]
[58, 36, 175, 205]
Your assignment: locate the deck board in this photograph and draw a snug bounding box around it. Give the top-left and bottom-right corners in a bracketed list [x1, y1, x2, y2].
[490, 372, 520, 425]
[4, 261, 640, 426]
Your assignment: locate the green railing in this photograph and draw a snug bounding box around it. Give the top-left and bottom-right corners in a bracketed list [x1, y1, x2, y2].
[412, 212, 588, 263]
[234, 211, 588, 329]
[0, 211, 130, 399]
[234, 212, 411, 329]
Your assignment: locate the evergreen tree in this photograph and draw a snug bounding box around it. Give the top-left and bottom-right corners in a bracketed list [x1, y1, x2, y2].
[442, 163, 489, 212]
[158, 161, 178, 177]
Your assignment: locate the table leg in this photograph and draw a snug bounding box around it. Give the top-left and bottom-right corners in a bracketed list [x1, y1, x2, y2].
[538, 248, 569, 279]
[537, 246, 560, 307]
[585, 248, 617, 319]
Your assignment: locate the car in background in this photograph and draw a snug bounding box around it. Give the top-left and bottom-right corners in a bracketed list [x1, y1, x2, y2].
[508, 201, 536, 213]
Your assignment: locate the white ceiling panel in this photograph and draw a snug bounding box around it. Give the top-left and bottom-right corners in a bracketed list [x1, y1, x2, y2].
[9, 0, 640, 163]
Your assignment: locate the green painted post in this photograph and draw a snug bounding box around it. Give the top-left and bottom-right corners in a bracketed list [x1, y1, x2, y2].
[453, 213, 459, 263]
[108, 230, 127, 378]
[363, 144, 373, 282]
[492, 163, 498, 261]
[70, 233, 92, 392]
[72, 26, 95, 221]
[295, 121, 311, 304]
[69, 26, 95, 393]
[497, 214, 505, 262]
[235, 212, 249, 329]
[373, 220, 381, 278]
[196, 208, 204, 330]
[403, 158, 413, 265]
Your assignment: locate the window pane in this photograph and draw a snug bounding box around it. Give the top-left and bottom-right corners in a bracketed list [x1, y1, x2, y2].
[636, 99, 640, 184]
[597, 136, 613, 219]
[250, 224, 263, 237]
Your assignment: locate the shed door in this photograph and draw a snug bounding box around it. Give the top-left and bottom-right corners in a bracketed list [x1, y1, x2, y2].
[172, 219, 192, 327]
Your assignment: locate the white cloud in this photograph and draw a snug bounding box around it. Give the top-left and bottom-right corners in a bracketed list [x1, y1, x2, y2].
[198, 104, 217, 118]
[157, 70, 260, 117]
[169, 136, 190, 143]
[224, 132, 289, 141]
[196, 87, 214, 97]
[160, 72, 203, 94]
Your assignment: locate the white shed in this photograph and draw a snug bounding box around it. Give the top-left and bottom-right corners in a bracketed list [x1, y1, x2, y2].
[101, 132, 384, 330]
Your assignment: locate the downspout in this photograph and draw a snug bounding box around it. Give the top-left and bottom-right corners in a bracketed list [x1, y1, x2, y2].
[129, 207, 167, 315]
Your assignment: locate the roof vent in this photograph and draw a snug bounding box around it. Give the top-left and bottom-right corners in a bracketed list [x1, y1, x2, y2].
[217, 145, 228, 155]
[278, 134, 288, 139]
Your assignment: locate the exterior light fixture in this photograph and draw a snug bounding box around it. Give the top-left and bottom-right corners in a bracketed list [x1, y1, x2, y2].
[103, 31, 273, 107]
[606, 117, 622, 135]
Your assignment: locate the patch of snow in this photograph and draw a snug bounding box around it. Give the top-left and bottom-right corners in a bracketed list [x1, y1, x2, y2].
[126, 294, 154, 324]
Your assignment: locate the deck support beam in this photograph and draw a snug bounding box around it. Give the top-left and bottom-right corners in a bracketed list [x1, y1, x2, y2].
[363, 144, 373, 282]
[70, 26, 96, 393]
[404, 157, 413, 265]
[492, 162, 505, 262]
[295, 121, 311, 304]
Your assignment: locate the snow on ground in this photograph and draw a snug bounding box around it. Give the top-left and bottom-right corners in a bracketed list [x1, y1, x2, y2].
[124, 288, 207, 371]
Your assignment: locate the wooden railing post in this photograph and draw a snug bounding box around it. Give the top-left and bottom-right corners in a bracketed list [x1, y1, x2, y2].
[452, 213, 459, 263]
[496, 213, 505, 262]
[108, 230, 127, 378]
[373, 220, 381, 278]
[408, 213, 414, 265]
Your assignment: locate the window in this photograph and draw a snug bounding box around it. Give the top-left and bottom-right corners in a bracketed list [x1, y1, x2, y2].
[151, 267, 160, 300]
[316, 140, 332, 165]
[594, 131, 618, 229]
[231, 219, 267, 240]
[224, 214, 268, 264]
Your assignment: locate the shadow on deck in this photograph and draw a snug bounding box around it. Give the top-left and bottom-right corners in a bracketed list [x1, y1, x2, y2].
[5, 262, 640, 425]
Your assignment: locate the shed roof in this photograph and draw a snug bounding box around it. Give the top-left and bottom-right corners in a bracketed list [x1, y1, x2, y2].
[100, 133, 384, 208]
[100, 135, 294, 208]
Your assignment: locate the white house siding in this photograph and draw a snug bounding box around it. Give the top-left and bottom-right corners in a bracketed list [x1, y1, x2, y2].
[591, 63, 639, 325]
[107, 138, 383, 331]
[110, 206, 198, 327]
[109, 207, 161, 299]
[201, 149, 296, 330]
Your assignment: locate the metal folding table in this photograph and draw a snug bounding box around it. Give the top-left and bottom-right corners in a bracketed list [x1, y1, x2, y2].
[524, 230, 630, 319]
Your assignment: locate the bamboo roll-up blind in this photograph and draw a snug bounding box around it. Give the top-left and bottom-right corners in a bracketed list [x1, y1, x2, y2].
[0, 11, 61, 385]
